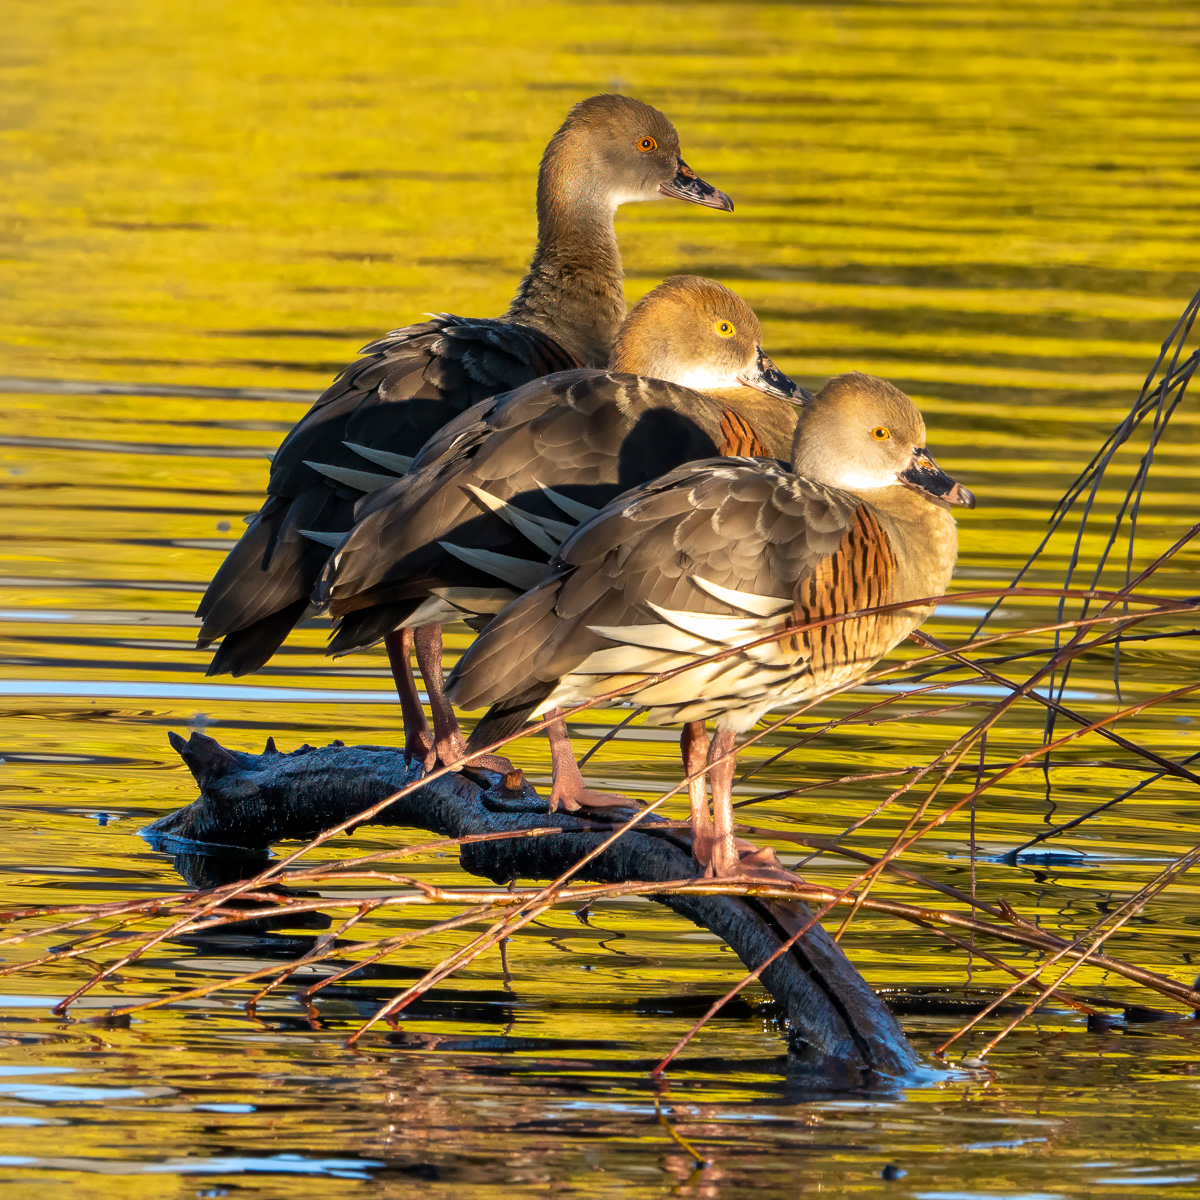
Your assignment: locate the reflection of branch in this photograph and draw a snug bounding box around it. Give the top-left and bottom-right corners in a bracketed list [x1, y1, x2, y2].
[140, 732, 919, 1078]
[937, 842, 1200, 1059]
[975, 284, 1200, 639]
[1009, 745, 1200, 856]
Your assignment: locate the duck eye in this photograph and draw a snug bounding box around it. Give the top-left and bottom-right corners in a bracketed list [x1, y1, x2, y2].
[714, 320, 735, 338]
[637, 136, 657, 152]
[872, 427, 891, 441]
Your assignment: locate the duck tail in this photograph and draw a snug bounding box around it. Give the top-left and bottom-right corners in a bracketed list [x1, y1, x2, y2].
[206, 599, 312, 677]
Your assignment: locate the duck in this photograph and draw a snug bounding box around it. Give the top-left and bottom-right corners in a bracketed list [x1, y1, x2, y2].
[320, 276, 806, 791]
[444, 372, 975, 874]
[194, 94, 734, 704]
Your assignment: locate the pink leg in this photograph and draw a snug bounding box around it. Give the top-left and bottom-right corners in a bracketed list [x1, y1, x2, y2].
[413, 623, 513, 775]
[546, 708, 636, 813]
[705, 728, 801, 882]
[384, 629, 433, 767]
[706, 729, 743, 877]
[680, 721, 714, 869]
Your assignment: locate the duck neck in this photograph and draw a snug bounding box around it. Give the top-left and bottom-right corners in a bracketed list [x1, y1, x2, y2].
[505, 137, 627, 368]
[858, 484, 960, 604]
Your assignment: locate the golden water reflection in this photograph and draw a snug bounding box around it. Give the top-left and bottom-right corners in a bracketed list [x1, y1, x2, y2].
[2, 0, 1200, 1195]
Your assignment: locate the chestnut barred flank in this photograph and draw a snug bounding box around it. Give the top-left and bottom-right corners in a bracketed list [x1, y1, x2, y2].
[719, 407, 773, 458]
[448, 374, 964, 738]
[783, 504, 899, 670]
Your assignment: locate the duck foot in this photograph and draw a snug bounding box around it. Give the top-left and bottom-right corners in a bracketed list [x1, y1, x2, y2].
[385, 629, 440, 771]
[697, 729, 804, 884]
[411, 622, 515, 782]
[405, 730, 436, 771]
[549, 780, 642, 814]
[690, 827, 716, 874]
[730, 842, 807, 887]
[543, 707, 641, 813]
[425, 727, 517, 784]
[701, 837, 805, 886]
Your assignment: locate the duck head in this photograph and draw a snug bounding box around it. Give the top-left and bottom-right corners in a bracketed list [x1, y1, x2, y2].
[541, 95, 733, 215]
[789, 372, 976, 508]
[608, 275, 802, 400]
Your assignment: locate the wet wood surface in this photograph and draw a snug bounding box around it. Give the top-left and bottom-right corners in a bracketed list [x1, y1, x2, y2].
[150, 730, 921, 1082]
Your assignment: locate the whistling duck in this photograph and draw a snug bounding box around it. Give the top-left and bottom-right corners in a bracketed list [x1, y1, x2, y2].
[321, 276, 805, 787]
[446, 373, 975, 872]
[195, 94, 733, 711]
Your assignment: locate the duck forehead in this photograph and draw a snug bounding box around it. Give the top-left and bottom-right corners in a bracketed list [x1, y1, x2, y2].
[642, 104, 679, 147]
[652, 278, 762, 338]
[872, 393, 925, 444]
[622, 98, 679, 146]
[572, 94, 679, 149]
[691, 283, 759, 333]
[818, 373, 924, 442]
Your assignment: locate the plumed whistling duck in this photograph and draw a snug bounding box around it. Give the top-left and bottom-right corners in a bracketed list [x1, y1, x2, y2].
[446, 373, 975, 872]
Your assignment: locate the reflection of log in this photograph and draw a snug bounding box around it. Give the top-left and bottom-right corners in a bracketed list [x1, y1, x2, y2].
[150, 731, 919, 1082]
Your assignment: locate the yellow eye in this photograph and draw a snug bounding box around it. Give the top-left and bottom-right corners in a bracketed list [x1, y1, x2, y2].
[872, 427, 891, 441]
[637, 136, 657, 152]
[715, 320, 735, 338]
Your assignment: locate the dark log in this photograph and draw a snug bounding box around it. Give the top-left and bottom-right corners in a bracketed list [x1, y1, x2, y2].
[149, 731, 920, 1083]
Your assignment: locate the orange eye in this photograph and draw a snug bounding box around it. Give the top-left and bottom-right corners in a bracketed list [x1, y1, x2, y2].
[637, 136, 657, 152]
[715, 320, 735, 337]
[872, 427, 891, 441]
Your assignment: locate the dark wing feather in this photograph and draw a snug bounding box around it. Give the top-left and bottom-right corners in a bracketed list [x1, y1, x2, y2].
[195, 315, 576, 673]
[206, 599, 312, 677]
[322, 373, 743, 651]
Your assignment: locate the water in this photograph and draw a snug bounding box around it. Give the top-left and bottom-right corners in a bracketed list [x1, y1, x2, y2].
[3, 0, 1200, 1195]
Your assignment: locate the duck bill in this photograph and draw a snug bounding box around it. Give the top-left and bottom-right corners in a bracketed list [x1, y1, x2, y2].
[736, 346, 806, 402]
[900, 449, 976, 508]
[659, 159, 734, 212]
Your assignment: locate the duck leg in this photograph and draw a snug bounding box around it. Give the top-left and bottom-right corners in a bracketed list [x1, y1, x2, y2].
[705, 729, 743, 877]
[705, 728, 803, 883]
[680, 721, 715, 869]
[383, 629, 435, 767]
[413, 624, 514, 775]
[546, 708, 638, 812]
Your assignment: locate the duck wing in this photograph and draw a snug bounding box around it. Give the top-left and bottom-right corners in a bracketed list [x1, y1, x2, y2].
[322, 373, 749, 654]
[449, 460, 901, 731]
[195, 316, 577, 675]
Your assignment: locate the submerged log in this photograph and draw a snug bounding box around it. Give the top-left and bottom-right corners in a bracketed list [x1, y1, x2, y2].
[150, 731, 920, 1083]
